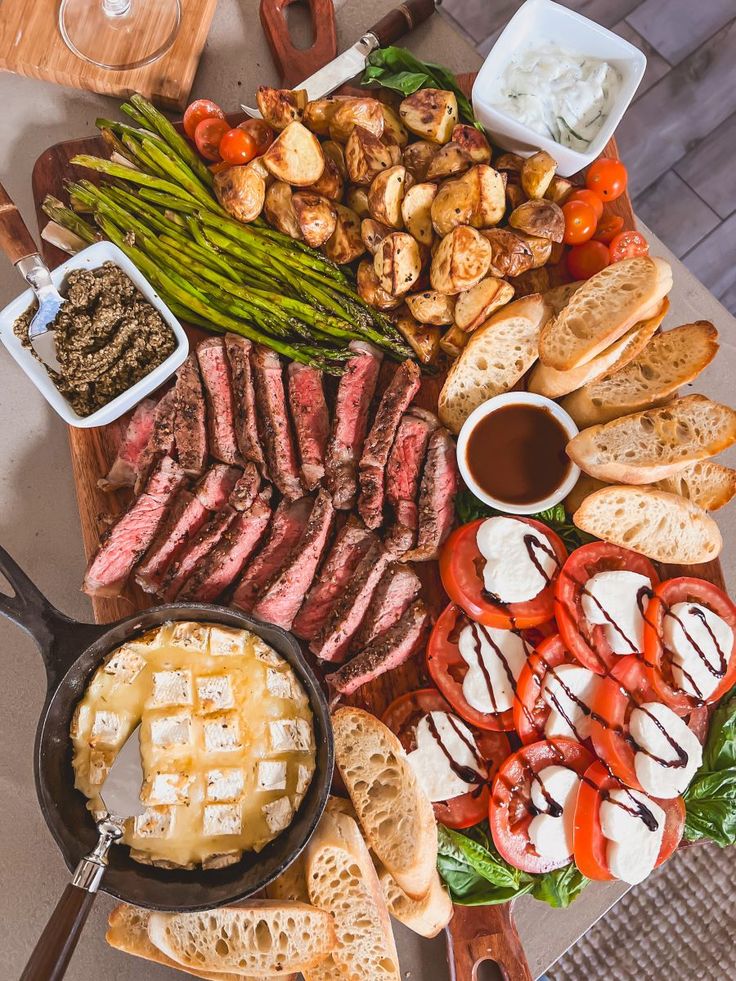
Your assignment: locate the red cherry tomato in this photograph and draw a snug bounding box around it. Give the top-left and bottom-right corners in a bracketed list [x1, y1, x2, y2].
[566, 240, 610, 279]
[609, 229, 649, 262]
[593, 214, 624, 244]
[238, 118, 275, 155]
[562, 200, 597, 245]
[219, 127, 257, 166]
[567, 188, 604, 223]
[586, 157, 628, 201]
[194, 117, 230, 162]
[183, 99, 225, 140]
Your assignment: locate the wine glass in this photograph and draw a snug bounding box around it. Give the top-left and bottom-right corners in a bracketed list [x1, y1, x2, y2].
[58, 0, 182, 71]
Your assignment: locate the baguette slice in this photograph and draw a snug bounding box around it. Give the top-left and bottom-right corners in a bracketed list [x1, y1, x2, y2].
[438, 293, 551, 434]
[539, 256, 672, 370]
[332, 706, 437, 899]
[562, 320, 719, 426]
[542, 280, 584, 315]
[566, 394, 736, 484]
[378, 864, 453, 938]
[573, 485, 722, 564]
[306, 808, 401, 981]
[564, 473, 608, 515]
[147, 901, 335, 977]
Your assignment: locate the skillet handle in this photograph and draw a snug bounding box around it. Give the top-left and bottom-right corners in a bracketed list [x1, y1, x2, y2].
[20, 884, 97, 981]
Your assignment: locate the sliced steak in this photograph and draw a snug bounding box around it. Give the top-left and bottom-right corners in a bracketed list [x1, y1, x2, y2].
[98, 398, 158, 491]
[358, 359, 421, 529]
[404, 427, 460, 562]
[197, 337, 242, 466]
[311, 540, 390, 662]
[328, 600, 430, 700]
[287, 362, 330, 490]
[196, 463, 242, 510]
[292, 516, 376, 641]
[177, 495, 271, 602]
[134, 388, 177, 493]
[231, 496, 312, 612]
[353, 563, 422, 650]
[83, 456, 185, 597]
[386, 408, 439, 532]
[160, 506, 237, 600]
[325, 341, 383, 510]
[224, 335, 266, 471]
[252, 488, 335, 630]
[173, 354, 208, 477]
[229, 462, 262, 512]
[252, 345, 303, 500]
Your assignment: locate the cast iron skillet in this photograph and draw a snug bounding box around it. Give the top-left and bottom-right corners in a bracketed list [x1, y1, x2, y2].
[0, 545, 333, 979]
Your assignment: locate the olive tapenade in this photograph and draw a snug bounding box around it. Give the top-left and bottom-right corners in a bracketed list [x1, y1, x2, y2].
[14, 262, 175, 417]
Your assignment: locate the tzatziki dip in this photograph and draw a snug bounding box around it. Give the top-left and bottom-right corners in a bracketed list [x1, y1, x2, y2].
[493, 42, 621, 149]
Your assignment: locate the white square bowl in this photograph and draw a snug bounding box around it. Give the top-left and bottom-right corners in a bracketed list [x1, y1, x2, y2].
[0, 241, 189, 428]
[472, 0, 647, 176]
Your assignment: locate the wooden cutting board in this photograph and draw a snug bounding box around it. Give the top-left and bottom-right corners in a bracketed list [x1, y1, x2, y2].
[0, 0, 216, 110]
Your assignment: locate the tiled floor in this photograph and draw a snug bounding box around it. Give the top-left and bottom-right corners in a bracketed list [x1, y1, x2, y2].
[439, 0, 736, 316]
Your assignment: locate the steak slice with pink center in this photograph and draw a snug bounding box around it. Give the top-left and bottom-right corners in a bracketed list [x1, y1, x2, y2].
[404, 427, 460, 562]
[197, 337, 242, 466]
[385, 407, 439, 533]
[98, 398, 158, 491]
[252, 488, 335, 630]
[173, 354, 208, 477]
[134, 388, 177, 494]
[352, 562, 422, 651]
[228, 462, 262, 513]
[224, 335, 266, 472]
[287, 362, 330, 491]
[160, 506, 237, 601]
[252, 345, 303, 500]
[83, 456, 185, 597]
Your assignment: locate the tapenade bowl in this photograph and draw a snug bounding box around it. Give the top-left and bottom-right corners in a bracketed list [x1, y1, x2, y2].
[0, 241, 188, 428]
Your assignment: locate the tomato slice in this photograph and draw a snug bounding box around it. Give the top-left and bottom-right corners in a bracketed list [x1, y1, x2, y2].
[490, 738, 594, 873]
[566, 240, 610, 279]
[440, 518, 567, 630]
[194, 117, 230, 161]
[555, 542, 659, 675]
[573, 760, 685, 881]
[183, 99, 225, 140]
[593, 214, 624, 244]
[382, 687, 511, 829]
[609, 229, 649, 262]
[643, 577, 736, 713]
[585, 157, 628, 201]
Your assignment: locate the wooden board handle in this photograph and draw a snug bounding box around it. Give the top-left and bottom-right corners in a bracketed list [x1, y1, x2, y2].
[0, 180, 38, 266]
[368, 0, 437, 48]
[445, 904, 533, 981]
[259, 0, 337, 86]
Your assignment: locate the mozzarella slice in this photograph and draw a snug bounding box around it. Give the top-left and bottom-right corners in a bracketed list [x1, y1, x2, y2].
[458, 623, 529, 713]
[476, 516, 558, 603]
[541, 664, 600, 741]
[630, 700, 703, 798]
[581, 570, 650, 655]
[407, 711, 481, 802]
[528, 765, 580, 863]
[600, 788, 665, 884]
[664, 601, 734, 700]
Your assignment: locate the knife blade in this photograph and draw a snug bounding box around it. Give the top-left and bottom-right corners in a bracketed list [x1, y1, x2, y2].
[100, 723, 145, 820]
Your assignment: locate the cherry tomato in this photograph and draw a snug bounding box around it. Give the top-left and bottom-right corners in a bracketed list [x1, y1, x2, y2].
[194, 117, 230, 162]
[219, 127, 257, 166]
[238, 118, 275, 155]
[566, 240, 610, 279]
[567, 188, 604, 223]
[593, 214, 624, 244]
[382, 687, 511, 829]
[183, 99, 225, 140]
[562, 200, 597, 245]
[609, 229, 649, 262]
[586, 157, 628, 201]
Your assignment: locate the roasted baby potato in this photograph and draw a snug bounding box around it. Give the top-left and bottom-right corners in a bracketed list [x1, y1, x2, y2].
[508, 199, 565, 243]
[264, 181, 301, 239]
[451, 124, 492, 164]
[322, 139, 347, 178]
[329, 97, 384, 142]
[439, 323, 470, 358]
[263, 121, 325, 186]
[405, 289, 455, 326]
[357, 258, 402, 310]
[505, 183, 527, 211]
[495, 152, 524, 178]
[394, 308, 441, 364]
[431, 165, 505, 236]
[380, 104, 409, 147]
[481, 228, 534, 278]
[303, 97, 343, 136]
[361, 218, 391, 254]
[345, 126, 397, 185]
[368, 165, 409, 228]
[345, 186, 370, 218]
[402, 140, 437, 182]
[214, 165, 265, 223]
[399, 89, 458, 144]
[514, 231, 553, 269]
[374, 231, 422, 296]
[323, 204, 365, 264]
[256, 87, 308, 130]
[291, 192, 337, 248]
[245, 154, 271, 183]
[401, 182, 437, 246]
[426, 142, 472, 180]
[304, 154, 344, 201]
[509, 266, 551, 296]
[430, 225, 492, 294]
[545, 176, 573, 204]
[520, 150, 557, 199]
[454, 277, 515, 332]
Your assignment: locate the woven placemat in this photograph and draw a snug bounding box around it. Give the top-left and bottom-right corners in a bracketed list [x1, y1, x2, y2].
[549, 842, 736, 979]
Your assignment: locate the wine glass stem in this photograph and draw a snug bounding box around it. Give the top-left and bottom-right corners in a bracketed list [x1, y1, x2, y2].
[103, 0, 131, 16]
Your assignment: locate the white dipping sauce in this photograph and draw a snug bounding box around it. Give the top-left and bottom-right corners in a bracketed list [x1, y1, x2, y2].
[493, 42, 621, 149]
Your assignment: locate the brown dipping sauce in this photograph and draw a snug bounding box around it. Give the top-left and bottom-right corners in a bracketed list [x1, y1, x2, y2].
[465, 403, 571, 506]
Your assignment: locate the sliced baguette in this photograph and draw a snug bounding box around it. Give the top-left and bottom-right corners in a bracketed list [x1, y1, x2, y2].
[564, 473, 608, 515]
[332, 706, 437, 899]
[562, 320, 719, 426]
[566, 394, 736, 484]
[438, 293, 551, 434]
[655, 460, 736, 512]
[542, 280, 584, 315]
[573, 485, 722, 564]
[147, 901, 336, 977]
[306, 808, 401, 981]
[378, 864, 453, 938]
[539, 256, 672, 370]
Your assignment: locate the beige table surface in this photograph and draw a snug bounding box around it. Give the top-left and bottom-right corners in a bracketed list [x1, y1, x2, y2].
[0, 2, 734, 979]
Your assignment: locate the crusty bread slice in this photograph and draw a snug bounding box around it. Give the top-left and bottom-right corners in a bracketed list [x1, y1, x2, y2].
[438, 293, 551, 434]
[378, 864, 453, 939]
[562, 320, 719, 426]
[566, 394, 736, 484]
[306, 808, 401, 981]
[573, 485, 722, 564]
[542, 280, 584, 315]
[528, 298, 667, 398]
[655, 460, 736, 512]
[332, 707, 437, 900]
[539, 256, 671, 370]
[147, 901, 335, 977]
[564, 474, 608, 515]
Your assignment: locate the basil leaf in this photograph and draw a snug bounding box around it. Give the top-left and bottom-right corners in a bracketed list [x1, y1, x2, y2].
[684, 770, 736, 847]
[703, 685, 736, 771]
[437, 825, 522, 891]
[530, 863, 589, 909]
[453, 488, 594, 550]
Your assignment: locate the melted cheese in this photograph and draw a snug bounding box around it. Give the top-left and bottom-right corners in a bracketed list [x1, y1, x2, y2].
[664, 602, 734, 700]
[527, 765, 579, 863]
[476, 516, 557, 603]
[581, 570, 650, 655]
[599, 788, 665, 884]
[458, 623, 529, 713]
[630, 701, 703, 799]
